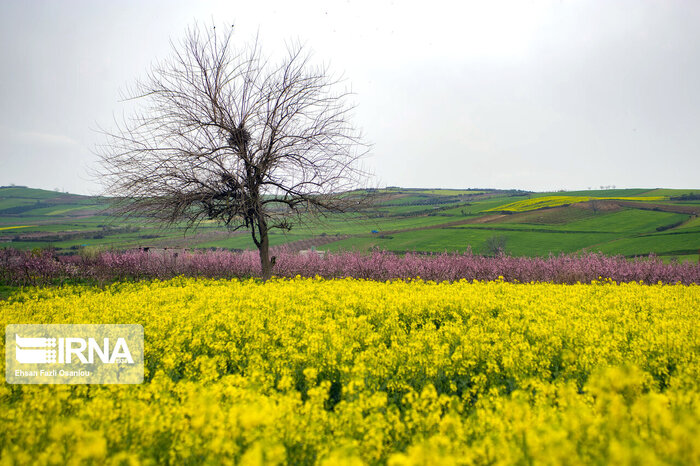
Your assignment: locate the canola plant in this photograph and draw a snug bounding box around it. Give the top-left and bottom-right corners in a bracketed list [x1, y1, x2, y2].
[1, 277, 699, 465]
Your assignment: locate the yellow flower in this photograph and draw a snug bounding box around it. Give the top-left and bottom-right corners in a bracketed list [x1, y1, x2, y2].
[0, 277, 697, 464]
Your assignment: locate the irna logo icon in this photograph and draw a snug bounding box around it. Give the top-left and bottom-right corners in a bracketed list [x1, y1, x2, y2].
[14, 335, 57, 364]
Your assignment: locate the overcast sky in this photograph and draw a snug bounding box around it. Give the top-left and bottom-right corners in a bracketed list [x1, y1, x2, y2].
[1, 0, 699, 195]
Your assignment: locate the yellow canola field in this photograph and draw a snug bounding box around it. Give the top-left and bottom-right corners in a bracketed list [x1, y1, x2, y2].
[1, 277, 699, 465]
[487, 196, 666, 212]
[0, 225, 34, 231]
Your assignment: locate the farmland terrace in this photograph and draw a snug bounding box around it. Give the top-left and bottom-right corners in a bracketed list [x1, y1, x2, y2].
[0, 186, 698, 263]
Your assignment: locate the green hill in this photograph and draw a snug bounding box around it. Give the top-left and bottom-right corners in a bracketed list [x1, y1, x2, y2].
[0, 186, 698, 262]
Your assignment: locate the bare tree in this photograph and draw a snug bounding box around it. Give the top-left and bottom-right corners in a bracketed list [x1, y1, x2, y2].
[97, 24, 369, 280]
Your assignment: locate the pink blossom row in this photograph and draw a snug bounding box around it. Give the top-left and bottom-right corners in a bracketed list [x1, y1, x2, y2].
[1, 248, 698, 286]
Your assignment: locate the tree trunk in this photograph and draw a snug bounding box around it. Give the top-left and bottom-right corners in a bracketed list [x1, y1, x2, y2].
[258, 228, 273, 281]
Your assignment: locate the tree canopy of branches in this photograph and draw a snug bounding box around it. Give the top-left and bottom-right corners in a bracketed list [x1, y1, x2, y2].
[98, 24, 369, 280]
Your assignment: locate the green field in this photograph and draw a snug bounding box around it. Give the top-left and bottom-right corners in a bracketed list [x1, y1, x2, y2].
[0, 185, 698, 261]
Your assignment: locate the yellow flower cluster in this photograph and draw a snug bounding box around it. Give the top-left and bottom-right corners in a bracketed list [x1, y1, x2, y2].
[0, 225, 34, 231]
[1, 277, 699, 465]
[487, 195, 665, 212]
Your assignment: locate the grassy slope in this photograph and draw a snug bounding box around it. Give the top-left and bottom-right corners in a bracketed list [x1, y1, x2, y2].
[639, 188, 700, 197]
[549, 210, 688, 233]
[325, 228, 619, 256]
[0, 186, 698, 260]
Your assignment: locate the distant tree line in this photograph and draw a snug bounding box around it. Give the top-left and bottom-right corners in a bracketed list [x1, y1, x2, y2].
[670, 192, 700, 201]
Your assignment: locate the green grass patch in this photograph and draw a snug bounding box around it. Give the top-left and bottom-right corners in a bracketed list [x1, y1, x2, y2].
[0, 199, 37, 210]
[657, 254, 699, 264]
[292, 214, 460, 235]
[595, 230, 700, 257]
[0, 187, 67, 199]
[677, 216, 700, 231]
[553, 210, 688, 234]
[326, 228, 619, 256]
[639, 188, 700, 197]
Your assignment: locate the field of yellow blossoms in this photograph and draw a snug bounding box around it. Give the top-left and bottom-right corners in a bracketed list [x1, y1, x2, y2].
[486, 195, 665, 212]
[1, 277, 699, 465]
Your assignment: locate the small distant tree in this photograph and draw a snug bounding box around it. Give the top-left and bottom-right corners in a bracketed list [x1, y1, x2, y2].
[484, 235, 508, 256]
[97, 24, 369, 280]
